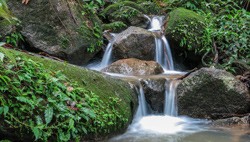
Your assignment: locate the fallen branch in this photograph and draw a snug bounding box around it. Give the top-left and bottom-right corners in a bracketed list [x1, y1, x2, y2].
[177, 67, 198, 80]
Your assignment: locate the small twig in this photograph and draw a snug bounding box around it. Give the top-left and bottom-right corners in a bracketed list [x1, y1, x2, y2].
[177, 68, 198, 80]
[212, 38, 218, 65]
[201, 50, 210, 67]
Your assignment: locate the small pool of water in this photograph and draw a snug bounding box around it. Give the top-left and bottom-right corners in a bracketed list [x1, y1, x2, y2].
[109, 116, 250, 142]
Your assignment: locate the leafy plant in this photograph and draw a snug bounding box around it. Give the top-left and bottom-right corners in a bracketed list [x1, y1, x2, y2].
[81, 0, 105, 15]
[0, 0, 18, 24]
[0, 54, 127, 141]
[5, 32, 24, 47]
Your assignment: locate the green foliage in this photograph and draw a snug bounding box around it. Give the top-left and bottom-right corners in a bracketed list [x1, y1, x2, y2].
[140, 1, 161, 15]
[78, 20, 103, 53]
[102, 21, 127, 32]
[5, 32, 24, 47]
[166, 8, 205, 50]
[0, 0, 19, 25]
[164, 0, 250, 72]
[101, 1, 145, 23]
[81, 0, 105, 15]
[201, 9, 250, 70]
[0, 54, 128, 141]
[80, 1, 104, 53]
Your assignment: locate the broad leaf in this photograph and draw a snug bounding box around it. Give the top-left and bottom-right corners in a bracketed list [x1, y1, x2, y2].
[0, 52, 4, 62]
[3, 106, 8, 116]
[32, 127, 41, 140]
[45, 107, 53, 124]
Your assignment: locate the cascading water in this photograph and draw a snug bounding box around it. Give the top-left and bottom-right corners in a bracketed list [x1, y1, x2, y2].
[100, 42, 113, 67]
[134, 82, 148, 120]
[149, 16, 174, 70]
[164, 80, 179, 116]
[99, 33, 116, 68]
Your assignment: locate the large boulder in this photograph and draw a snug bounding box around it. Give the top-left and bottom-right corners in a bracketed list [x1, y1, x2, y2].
[0, 47, 137, 141]
[177, 68, 250, 119]
[112, 26, 155, 61]
[165, 8, 205, 51]
[7, 0, 103, 65]
[101, 58, 164, 75]
[165, 8, 205, 66]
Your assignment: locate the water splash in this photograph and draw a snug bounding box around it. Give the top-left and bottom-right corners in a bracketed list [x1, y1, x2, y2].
[164, 80, 180, 116]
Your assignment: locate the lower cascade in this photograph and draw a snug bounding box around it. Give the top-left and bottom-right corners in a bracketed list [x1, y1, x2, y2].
[109, 73, 210, 142]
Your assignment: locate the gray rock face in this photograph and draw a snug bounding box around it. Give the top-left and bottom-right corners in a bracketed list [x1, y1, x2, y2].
[141, 78, 166, 113]
[177, 68, 250, 119]
[102, 58, 163, 75]
[112, 26, 155, 61]
[8, 0, 102, 65]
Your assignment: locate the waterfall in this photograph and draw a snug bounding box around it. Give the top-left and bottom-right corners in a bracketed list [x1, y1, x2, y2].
[134, 82, 148, 120]
[100, 42, 113, 68]
[164, 80, 179, 116]
[149, 16, 174, 70]
[99, 33, 116, 68]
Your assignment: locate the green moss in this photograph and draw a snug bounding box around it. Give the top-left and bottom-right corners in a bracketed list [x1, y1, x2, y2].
[166, 8, 205, 51]
[58, 35, 70, 49]
[102, 1, 146, 16]
[102, 21, 127, 32]
[0, 47, 137, 139]
[77, 13, 103, 53]
[139, 1, 161, 14]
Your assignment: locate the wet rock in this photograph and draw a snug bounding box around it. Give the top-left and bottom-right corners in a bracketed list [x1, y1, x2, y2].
[177, 67, 250, 119]
[141, 78, 166, 113]
[102, 58, 164, 75]
[8, 0, 103, 65]
[112, 26, 155, 61]
[212, 114, 250, 126]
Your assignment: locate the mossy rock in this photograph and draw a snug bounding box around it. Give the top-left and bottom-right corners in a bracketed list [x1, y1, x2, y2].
[177, 68, 250, 119]
[165, 8, 205, 51]
[7, 0, 103, 65]
[139, 1, 162, 15]
[102, 21, 127, 33]
[101, 1, 148, 29]
[0, 47, 137, 141]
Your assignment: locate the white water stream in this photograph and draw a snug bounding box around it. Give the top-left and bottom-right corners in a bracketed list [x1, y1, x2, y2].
[149, 16, 174, 71]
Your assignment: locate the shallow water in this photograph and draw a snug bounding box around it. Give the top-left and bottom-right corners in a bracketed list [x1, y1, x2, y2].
[109, 116, 250, 142]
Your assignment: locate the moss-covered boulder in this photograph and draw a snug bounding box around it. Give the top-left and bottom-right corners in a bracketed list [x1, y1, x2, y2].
[101, 1, 148, 32]
[0, 47, 137, 141]
[165, 8, 205, 63]
[177, 68, 250, 119]
[7, 0, 103, 65]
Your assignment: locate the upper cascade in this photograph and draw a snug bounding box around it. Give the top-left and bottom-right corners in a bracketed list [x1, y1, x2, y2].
[148, 16, 174, 71]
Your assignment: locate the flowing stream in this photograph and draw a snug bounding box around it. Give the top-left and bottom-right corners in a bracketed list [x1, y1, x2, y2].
[86, 16, 250, 142]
